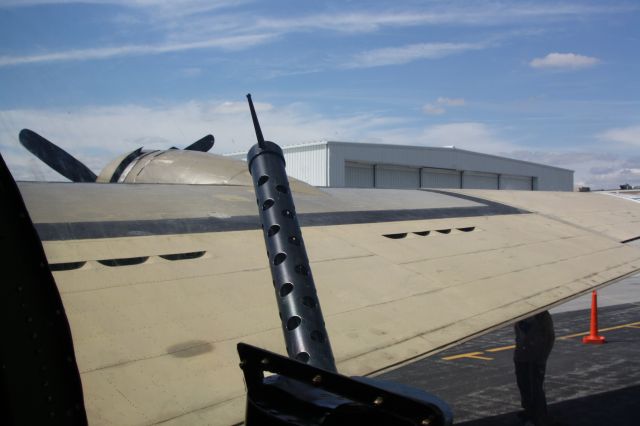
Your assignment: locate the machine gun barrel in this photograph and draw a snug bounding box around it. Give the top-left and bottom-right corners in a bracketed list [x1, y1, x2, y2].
[245, 94, 337, 372]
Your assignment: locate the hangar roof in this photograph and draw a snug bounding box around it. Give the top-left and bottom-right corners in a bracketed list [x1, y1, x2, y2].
[268, 140, 574, 173]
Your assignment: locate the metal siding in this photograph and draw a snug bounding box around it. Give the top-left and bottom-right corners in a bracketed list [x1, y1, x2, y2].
[420, 168, 460, 189]
[344, 162, 374, 188]
[226, 141, 574, 190]
[535, 169, 573, 191]
[376, 165, 420, 189]
[281, 144, 328, 186]
[326, 142, 572, 191]
[501, 175, 532, 190]
[463, 171, 499, 189]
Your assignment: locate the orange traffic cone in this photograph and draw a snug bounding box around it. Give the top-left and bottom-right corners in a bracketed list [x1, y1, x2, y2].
[583, 290, 606, 344]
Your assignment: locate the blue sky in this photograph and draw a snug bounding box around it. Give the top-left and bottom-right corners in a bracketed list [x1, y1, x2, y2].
[0, 0, 639, 188]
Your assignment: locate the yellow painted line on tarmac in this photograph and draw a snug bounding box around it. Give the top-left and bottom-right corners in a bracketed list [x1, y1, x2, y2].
[442, 320, 640, 362]
[558, 331, 591, 339]
[442, 352, 493, 361]
[558, 321, 640, 340]
[486, 344, 515, 353]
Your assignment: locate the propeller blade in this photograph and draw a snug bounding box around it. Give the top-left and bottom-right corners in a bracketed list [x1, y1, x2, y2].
[184, 134, 214, 152]
[19, 129, 97, 182]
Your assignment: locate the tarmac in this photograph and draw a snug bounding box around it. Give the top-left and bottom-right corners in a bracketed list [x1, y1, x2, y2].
[380, 273, 640, 425]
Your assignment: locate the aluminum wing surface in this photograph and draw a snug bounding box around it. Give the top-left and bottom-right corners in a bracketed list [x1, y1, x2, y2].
[16, 182, 640, 426]
[439, 189, 640, 243]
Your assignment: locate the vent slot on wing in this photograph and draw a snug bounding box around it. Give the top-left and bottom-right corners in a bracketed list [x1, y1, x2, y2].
[384, 226, 477, 239]
[159, 251, 206, 261]
[53, 250, 207, 270]
[98, 257, 149, 267]
[49, 261, 86, 271]
[383, 233, 408, 239]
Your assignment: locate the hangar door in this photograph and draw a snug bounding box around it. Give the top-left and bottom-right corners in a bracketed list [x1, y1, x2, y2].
[463, 171, 499, 189]
[345, 162, 374, 188]
[376, 165, 420, 189]
[421, 168, 460, 189]
[501, 175, 532, 190]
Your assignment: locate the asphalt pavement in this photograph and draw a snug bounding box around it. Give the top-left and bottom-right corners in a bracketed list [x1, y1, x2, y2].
[380, 275, 640, 425]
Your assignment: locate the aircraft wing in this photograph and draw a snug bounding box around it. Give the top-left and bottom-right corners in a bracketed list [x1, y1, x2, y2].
[15, 181, 640, 425]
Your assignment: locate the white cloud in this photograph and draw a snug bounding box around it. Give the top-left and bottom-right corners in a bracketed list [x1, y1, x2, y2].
[423, 97, 466, 116]
[506, 150, 640, 189]
[213, 101, 273, 114]
[1, 2, 630, 69]
[347, 42, 485, 68]
[420, 122, 516, 153]
[406, 123, 635, 187]
[5, 1, 622, 28]
[2, 101, 638, 189]
[0, 0, 241, 10]
[0, 100, 413, 180]
[0, 34, 273, 67]
[529, 52, 599, 69]
[422, 104, 445, 116]
[437, 97, 465, 106]
[200, 4, 637, 34]
[597, 125, 640, 146]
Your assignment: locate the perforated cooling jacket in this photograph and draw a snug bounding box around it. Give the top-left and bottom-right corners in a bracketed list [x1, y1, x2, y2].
[247, 141, 336, 372]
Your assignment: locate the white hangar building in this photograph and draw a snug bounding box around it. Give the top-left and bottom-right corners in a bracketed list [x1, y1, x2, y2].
[226, 141, 573, 191]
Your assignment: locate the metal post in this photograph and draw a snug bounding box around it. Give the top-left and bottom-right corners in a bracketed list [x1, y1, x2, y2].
[245, 94, 337, 372]
[373, 164, 377, 188]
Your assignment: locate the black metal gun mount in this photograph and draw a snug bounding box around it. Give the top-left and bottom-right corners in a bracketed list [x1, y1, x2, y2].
[241, 94, 452, 426]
